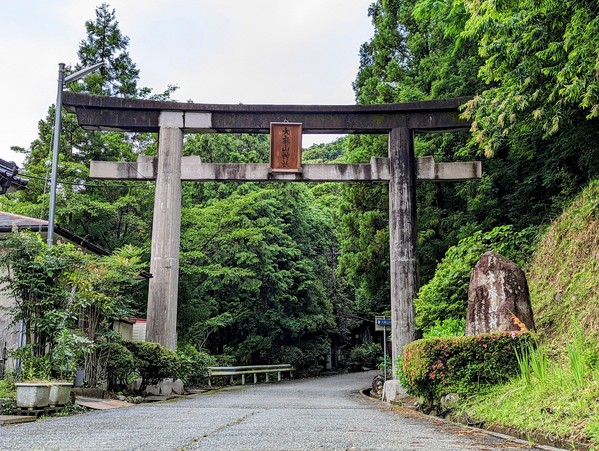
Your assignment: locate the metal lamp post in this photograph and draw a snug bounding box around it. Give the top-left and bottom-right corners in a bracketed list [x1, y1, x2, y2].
[47, 61, 103, 246]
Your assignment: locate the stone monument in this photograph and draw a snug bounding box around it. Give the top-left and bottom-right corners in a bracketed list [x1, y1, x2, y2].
[466, 251, 535, 335]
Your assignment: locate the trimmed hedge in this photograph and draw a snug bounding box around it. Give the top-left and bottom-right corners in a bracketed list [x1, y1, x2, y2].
[100, 341, 136, 390]
[400, 331, 535, 403]
[125, 342, 180, 390]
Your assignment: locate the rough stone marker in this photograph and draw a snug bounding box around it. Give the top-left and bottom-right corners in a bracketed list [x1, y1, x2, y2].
[466, 251, 535, 335]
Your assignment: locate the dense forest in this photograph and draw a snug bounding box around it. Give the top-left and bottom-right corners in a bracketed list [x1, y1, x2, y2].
[1, 0, 598, 377]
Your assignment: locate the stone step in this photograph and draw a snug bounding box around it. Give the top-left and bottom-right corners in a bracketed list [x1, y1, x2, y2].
[0, 414, 37, 424]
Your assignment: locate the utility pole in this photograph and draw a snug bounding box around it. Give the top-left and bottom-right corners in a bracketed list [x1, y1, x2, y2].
[47, 62, 103, 246]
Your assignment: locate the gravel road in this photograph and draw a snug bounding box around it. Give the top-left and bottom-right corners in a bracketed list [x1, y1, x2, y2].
[0, 371, 558, 450]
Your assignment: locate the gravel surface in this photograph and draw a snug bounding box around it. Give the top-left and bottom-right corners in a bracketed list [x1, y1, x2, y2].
[0, 371, 558, 450]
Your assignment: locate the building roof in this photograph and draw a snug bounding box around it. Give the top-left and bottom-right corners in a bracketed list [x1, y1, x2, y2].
[0, 211, 108, 255]
[0, 158, 28, 194]
[0, 211, 151, 279]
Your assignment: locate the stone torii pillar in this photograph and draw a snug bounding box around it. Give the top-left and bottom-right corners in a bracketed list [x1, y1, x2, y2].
[146, 112, 184, 350]
[389, 127, 418, 378]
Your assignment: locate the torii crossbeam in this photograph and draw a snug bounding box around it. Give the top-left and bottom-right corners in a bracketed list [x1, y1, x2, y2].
[63, 92, 479, 382]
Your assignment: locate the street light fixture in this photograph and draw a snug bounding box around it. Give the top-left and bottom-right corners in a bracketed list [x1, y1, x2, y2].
[47, 61, 103, 246]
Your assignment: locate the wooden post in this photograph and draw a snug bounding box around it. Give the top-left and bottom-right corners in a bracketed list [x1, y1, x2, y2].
[388, 127, 418, 378]
[146, 112, 183, 350]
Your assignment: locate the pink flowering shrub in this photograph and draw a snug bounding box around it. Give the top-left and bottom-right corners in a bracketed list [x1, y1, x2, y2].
[399, 331, 535, 403]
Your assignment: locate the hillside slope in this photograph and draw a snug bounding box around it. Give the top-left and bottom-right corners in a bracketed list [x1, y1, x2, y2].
[527, 180, 599, 349]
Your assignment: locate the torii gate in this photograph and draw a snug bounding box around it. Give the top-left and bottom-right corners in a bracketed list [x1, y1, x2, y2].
[63, 92, 479, 380]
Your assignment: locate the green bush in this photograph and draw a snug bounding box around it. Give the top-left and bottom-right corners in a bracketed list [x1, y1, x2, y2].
[277, 346, 305, 373]
[349, 342, 382, 370]
[0, 379, 15, 398]
[177, 344, 216, 386]
[415, 225, 539, 334]
[299, 337, 332, 377]
[214, 353, 236, 367]
[0, 372, 16, 414]
[100, 342, 136, 390]
[400, 332, 535, 404]
[125, 342, 180, 390]
[422, 318, 465, 339]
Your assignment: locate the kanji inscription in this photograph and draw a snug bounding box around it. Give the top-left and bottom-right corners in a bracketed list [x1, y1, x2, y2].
[270, 122, 302, 172]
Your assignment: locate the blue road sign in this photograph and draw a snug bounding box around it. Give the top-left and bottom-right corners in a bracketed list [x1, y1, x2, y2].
[375, 316, 392, 331]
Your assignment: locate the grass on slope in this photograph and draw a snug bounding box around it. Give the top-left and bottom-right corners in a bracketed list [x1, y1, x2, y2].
[459, 335, 599, 447]
[459, 180, 599, 448]
[528, 180, 599, 351]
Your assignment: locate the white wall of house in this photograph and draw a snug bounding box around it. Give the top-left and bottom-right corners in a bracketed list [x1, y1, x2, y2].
[113, 319, 134, 342]
[0, 268, 20, 375]
[131, 320, 147, 343]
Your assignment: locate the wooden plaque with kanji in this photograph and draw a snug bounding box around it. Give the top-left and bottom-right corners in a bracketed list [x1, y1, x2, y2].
[270, 122, 303, 172]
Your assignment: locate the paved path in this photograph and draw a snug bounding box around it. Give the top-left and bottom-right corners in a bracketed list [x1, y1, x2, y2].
[0, 371, 553, 450]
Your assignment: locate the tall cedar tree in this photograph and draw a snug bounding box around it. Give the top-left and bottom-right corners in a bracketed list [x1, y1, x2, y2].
[178, 134, 339, 374]
[345, 0, 599, 335]
[2, 3, 163, 253]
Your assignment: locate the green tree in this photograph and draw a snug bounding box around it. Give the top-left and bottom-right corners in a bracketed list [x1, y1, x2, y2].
[1, 3, 168, 252]
[342, 0, 599, 323]
[71, 245, 146, 341]
[76, 2, 141, 97]
[0, 231, 82, 358]
[0, 231, 143, 382]
[461, 0, 599, 157]
[178, 181, 336, 373]
[457, 0, 599, 226]
[340, 0, 482, 315]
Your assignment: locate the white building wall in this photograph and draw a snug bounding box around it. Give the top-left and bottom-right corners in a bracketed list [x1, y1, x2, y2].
[132, 321, 147, 343]
[0, 269, 20, 375]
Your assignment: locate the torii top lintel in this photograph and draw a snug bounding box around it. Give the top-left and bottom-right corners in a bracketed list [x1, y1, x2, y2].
[62, 92, 472, 134]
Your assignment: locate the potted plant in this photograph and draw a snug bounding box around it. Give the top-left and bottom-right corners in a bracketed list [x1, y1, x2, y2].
[13, 347, 53, 409]
[49, 329, 92, 406]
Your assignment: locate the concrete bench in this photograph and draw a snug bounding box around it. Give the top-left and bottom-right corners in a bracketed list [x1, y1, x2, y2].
[208, 364, 293, 386]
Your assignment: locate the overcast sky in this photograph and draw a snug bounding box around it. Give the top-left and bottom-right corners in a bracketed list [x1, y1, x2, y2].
[0, 0, 374, 167]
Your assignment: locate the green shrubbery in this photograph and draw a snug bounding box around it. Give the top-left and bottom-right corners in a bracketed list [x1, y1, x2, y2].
[399, 332, 535, 404]
[349, 342, 382, 371]
[422, 318, 466, 339]
[0, 379, 15, 398]
[99, 342, 136, 390]
[277, 337, 332, 377]
[100, 341, 217, 389]
[177, 344, 216, 386]
[415, 225, 539, 335]
[124, 342, 180, 391]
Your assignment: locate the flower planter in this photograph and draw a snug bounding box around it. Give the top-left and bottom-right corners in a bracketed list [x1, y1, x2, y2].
[49, 382, 73, 407]
[15, 382, 51, 409]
